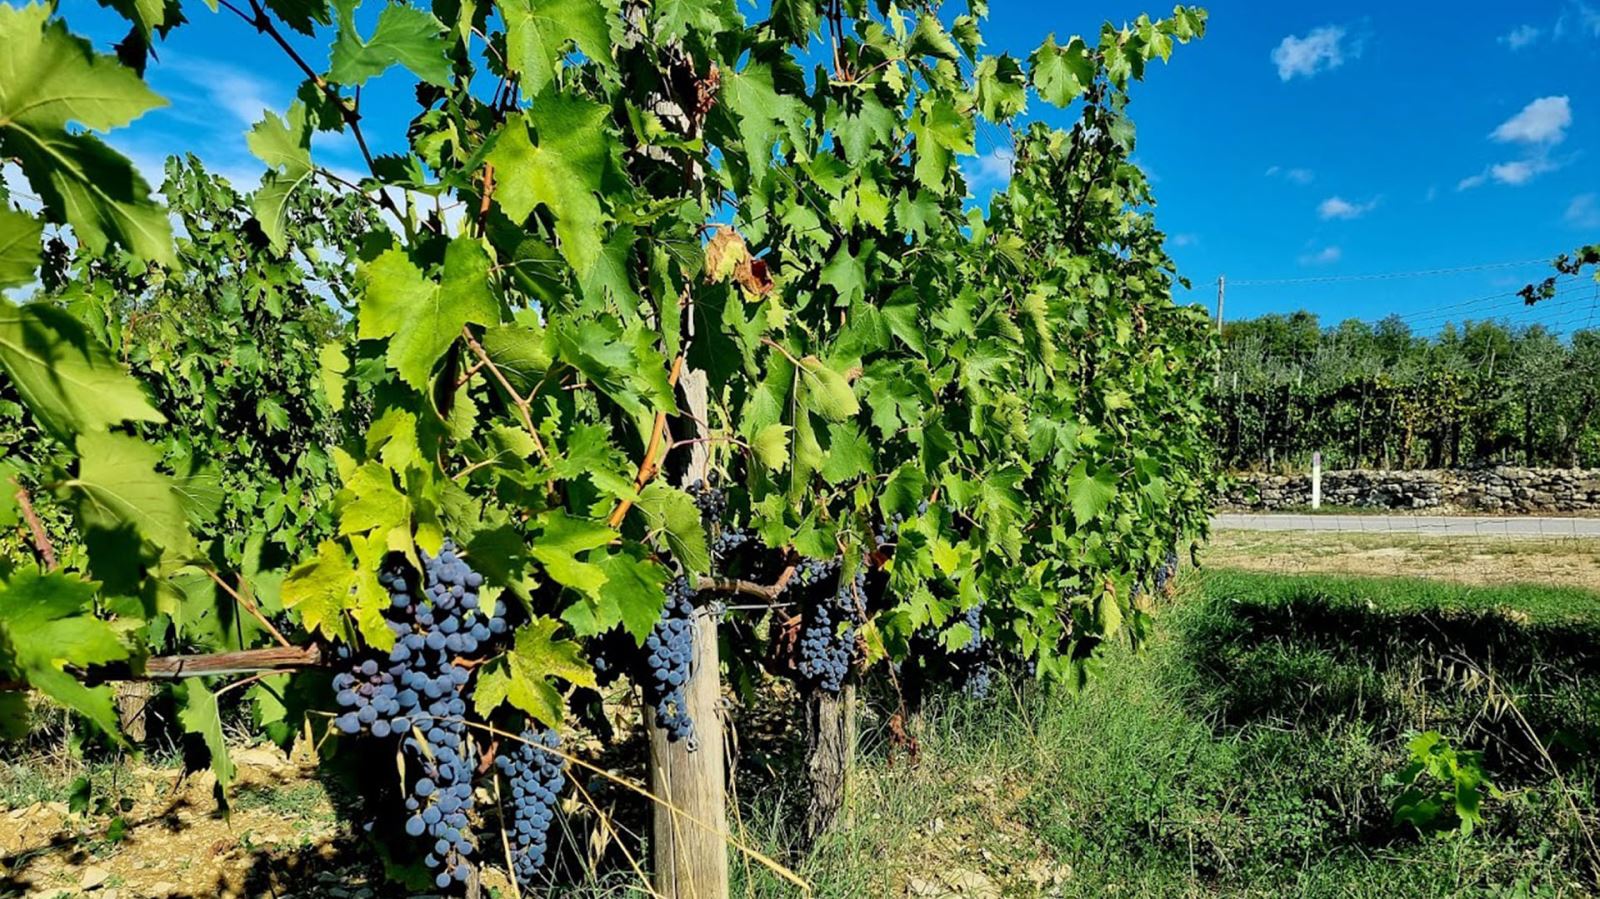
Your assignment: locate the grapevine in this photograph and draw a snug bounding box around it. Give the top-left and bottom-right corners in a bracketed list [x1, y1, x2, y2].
[0, 0, 1219, 893]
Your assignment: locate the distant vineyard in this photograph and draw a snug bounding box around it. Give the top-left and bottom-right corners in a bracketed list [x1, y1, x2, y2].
[1218, 312, 1600, 471]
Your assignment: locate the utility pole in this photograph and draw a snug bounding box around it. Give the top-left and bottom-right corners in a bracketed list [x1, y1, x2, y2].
[1215, 274, 1225, 331]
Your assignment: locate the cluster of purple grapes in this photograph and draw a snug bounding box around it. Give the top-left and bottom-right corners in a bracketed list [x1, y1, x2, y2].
[687, 477, 751, 563]
[951, 601, 990, 699]
[793, 558, 864, 695]
[1154, 547, 1179, 593]
[332, 541, 509, 890]
[643, 575, 696, 742]
[495, 727, 567, 888]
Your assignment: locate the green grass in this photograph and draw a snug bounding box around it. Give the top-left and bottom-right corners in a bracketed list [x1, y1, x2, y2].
[718, 569, 1600, 898]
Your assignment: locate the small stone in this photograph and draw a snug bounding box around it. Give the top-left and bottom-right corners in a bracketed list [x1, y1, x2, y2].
[80, 866, 111, 890]
[149, 882, 179, 896]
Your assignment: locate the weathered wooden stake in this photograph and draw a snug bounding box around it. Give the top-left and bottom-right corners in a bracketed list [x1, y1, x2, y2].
[647, 367, 730, 899]
[804, 682, 856, 842]
[116, 682, 152, 743]
[1311, 450, 1323, 510]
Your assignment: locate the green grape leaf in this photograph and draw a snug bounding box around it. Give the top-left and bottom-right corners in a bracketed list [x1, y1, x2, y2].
[328, 0, 451, 87]
[0, 207, 42, 289]
[769, 0, 817, 45]
[68, 430, 195, 557]
[0, 567, 129, 739]
[174, 680, 235, 802]
[821, 422, 873, 484]
[318, 341, 349, 412]
[282, 540, 355, 642]
[1067, 460, 1117, 523]
[0, 3, 174, 265]
[751, 423, 791, 471]
[908, 13, 960, 60]
[636, 482, 710, 576]
[473, 616, 595, 726]
[798, 355, 859, 421]
[501, 0, 611, 96]
[565, 551, 669, 643]
[529, 511, 615, 598]
[0, 297, 165, 442]
[486, 96, 620, 274]
[820, 243, 866, 306]
[719, 61, 804, 176]
[265, 0, 333, 35]
[1030, 34, 1095, 107]
[339, 462, 409, 538]
[246, 102, 314, 253]
[357, 239, 499, 391]
[909, 98, 972, 194]
[975, 54, 1028, 120]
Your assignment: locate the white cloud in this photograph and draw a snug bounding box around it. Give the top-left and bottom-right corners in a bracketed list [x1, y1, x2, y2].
[965, 147, 1015, 188]
[1459, 155, 1566, 189]
[1317, 195, 1379, 220]
[1567, 193, 1600, 228]
[1272, 26, 1350, 80]
[1266, 165, 1315, 184]
[1491, 158, 1560, 185]
[1172, 233, 1198, 247]
[1500, 24, 1541, 49]
[1299, 245, 1342, 266]
[1459, 96, 1575, 190]
[162, 57, 282, 130]
[1491, 96, 1572, 145]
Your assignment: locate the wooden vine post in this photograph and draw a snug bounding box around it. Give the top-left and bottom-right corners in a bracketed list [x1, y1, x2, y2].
[804, 683, 856, 841]
[646, 366, 730, 899]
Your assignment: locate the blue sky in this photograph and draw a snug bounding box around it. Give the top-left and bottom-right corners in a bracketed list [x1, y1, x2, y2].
[51, 0, 1600, 336]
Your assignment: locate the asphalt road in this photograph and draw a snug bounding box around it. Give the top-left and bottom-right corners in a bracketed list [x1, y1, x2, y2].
[1213, 513, 1600, 538]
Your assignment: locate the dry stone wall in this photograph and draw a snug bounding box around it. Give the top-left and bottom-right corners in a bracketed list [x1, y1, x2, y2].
[1223, 468, 1600, 513]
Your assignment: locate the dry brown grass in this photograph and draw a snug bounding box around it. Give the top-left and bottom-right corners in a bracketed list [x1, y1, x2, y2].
[1206, 529, 1600, 591]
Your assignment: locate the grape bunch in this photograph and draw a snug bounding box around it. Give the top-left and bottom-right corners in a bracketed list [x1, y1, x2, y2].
[331, 541, 509, 890]
[643, 575, 696, 742]
[687, 476, 751, 564]
[793, 559, 864, 695]
[496, 727, 567, 887]
[951, 601, 991, 699]
[1154, 547, 1180, 594]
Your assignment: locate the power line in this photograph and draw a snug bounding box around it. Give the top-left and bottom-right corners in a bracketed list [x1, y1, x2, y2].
[1227, 257, 1552, 288]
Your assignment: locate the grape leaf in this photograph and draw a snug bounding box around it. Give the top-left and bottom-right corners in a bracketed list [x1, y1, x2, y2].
[0, 3, 174, 265]
[0, 297, 165, 442]
[798, 355, 860, 421]
[0, 567, 128, 738]
[174, 680, 235, 802]
[635, 482, 710, 576]
[282, 540, 356, 641]
[1030, 34, 1095, 107]
[473, 616, 595, 726]
[1067, 460, 1117, 523]
[501, 0, 611, 96]
[486, 96, 620, 275]
[0, 208, 42, 289]
[328, 0, 451, 88]
[751, 423, 791, 471]
[358, 239, 499, 391]
[718, 61, 804, 176]
[246, 103, 314, 254]
[68, 430, 196, 557]
[529, 511, 615, 598]
[975, 54, 1028, 120]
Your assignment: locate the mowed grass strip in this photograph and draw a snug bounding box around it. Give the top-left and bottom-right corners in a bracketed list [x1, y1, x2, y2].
[1207, 528, 1600, 592]
[724, 569, 1600, 898]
